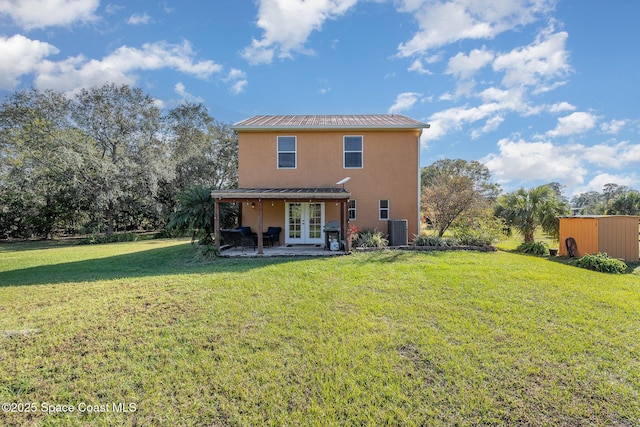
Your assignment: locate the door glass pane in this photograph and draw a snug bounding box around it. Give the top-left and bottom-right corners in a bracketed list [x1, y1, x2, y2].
[288, 204, 301, 239]
[308, 203, 322, 239]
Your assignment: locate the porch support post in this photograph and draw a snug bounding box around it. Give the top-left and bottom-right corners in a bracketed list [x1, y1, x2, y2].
[341, 200, 349, 252]
[214, 200, 221, 251]
[257, 199, 264, 255]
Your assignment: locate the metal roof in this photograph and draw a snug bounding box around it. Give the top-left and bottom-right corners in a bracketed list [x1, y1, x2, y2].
[232, 114, 430, 130]
[211, 187, 350, 201]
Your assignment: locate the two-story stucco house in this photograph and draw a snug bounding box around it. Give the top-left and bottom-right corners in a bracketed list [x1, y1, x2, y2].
[212, 114, 429, 254]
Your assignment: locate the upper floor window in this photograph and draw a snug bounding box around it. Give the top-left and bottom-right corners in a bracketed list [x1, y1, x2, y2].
[277, 136, 296, 169]
[344, 136, 363, 168]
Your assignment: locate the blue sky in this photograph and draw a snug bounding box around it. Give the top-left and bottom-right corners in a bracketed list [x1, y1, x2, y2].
[1, 0, 639, 197]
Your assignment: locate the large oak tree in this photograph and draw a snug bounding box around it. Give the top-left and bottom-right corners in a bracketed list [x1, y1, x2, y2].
[421, 159, 500, 237]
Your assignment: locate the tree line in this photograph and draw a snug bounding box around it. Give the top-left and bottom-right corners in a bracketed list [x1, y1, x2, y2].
[2, 83, 636, 244]
[0, 83, 238, 239]
[571, 183, 640, 216]
[421, 159, 639, 244]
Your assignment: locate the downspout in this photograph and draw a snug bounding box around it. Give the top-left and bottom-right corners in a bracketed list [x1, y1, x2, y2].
[416, 124, 430, 237]
[417, 128, 423, 238]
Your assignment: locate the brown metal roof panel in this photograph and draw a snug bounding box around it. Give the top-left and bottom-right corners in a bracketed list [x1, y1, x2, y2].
[232, 114, 429, 130]
[211, 187, 350, 200]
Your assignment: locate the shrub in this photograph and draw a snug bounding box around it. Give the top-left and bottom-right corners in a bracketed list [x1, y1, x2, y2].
[353, 229, 388, 248]
[453, 216, 504, 246]
[196, 243, 219, 261]
[413, 235, 459, 247]
[572, 252, 627, 274]
[154, 229, 176, 239]
[347, 224, 360, 248]
[516, 241, 549, 256]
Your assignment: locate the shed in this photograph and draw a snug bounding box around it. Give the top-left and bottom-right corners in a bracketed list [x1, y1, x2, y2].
[558, 215, 640, 262]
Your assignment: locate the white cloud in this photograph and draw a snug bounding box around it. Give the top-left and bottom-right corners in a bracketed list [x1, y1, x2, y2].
[424, 87, 531, 143]
[0, 34, 59, 90]
[397, 0, 554, 57]
[546, 111, 598, 137]
[242, 0, 358, 65]
[573, 173, 639, 196]
[174, 82, 204, 103]
[424, 102, 503, 142]
[127, 13, 152, 25]
[471, 115, 504, 139]
[601, 119, 627, 134]
[105, 4, 124, 15]
[483, 137, 640, 193]
[483, 138, 587, 186]
[408, 58, 432, 75]
[419, 22, 573, 142]
[231, 80, 248, 95]
[0, 0, 98, 29]
[224, 68, 248, 95]
[241, 39, 276, 65]
[581, 140, 640, 169]
[34, 41, 222, 94]
[446, 48, 494, 79]
[493, 29, 570, 89]
[478, 87, 517, 104]
[548, 101, 576, 113]
[318, 78, 331, 94]
[388, 92, 422, 113]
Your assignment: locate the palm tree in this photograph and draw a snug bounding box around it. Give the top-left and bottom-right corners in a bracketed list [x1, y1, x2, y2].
[168, 186, 236, 244]
[495, 185, 569, 243]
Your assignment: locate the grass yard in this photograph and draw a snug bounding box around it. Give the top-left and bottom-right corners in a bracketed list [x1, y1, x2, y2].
[0, 239, 639, 426]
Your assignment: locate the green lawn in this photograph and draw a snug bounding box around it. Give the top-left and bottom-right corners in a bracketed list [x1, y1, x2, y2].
[0, 239, 638, 426]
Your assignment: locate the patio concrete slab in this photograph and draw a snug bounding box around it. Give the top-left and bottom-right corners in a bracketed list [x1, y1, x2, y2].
[220, 244, 347, 257]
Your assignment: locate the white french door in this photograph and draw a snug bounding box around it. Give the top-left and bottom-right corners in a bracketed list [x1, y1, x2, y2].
[285, 202, 325, 245]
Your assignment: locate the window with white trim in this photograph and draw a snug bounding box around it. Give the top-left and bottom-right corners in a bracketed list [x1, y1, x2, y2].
[277, 136, 296, 169]
[344, 136, 363, 168]
[348, 200, 357, 220]
[379, 199, 389, 220]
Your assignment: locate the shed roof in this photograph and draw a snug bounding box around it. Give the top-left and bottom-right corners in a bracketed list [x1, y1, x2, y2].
[232, 114, 430, 131]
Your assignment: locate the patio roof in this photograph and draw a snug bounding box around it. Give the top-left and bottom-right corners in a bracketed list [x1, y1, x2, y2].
[211, 187, 350, 202]
[212, 187, 351, 255]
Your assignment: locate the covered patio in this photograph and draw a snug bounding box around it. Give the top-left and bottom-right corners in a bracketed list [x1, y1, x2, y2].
[211, 188, 351, 255]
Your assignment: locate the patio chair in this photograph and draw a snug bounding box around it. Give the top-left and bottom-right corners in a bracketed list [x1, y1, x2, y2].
[234, 226, 257, 250]
[263, 226, 282, 247]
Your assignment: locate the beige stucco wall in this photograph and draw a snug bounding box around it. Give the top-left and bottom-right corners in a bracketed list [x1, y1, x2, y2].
[238, 129, 421, 238]
[239, 201, 342, 246]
